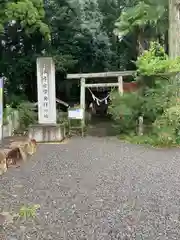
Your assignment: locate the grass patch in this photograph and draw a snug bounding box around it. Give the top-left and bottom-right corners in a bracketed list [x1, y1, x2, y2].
[119, 132, 179, 148]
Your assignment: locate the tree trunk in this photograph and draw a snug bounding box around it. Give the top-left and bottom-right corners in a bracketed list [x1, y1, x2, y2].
[136, 27, 150, 55]
[137, 33, 145, 55]
[169, 0, 180, 58]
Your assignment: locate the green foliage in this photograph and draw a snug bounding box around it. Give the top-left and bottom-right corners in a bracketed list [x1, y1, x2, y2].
[141, 83, 177, 123]
[119, 98, 180, 147]
[2, 0, 50, 39]
[47, 0, 113, 73]
[3, 105, 14, 125]
[0, 0, 172, 133]
[109, 80, 176, 134]
[153, 104, 180, 145]
[109, 40, 180, 147]
[119, 133, 159, 146]
[19, 204, 40, 220]
[114, 0, 167, 39]
[108, 90, 143, 133]
[57, 111, 69, 127]
[120, 132, 177, 147]
[109, 79, 180, 146]
[0, 0, 50, 101]
[0, 0, 141, 103]
[136, 42, 180, 76]
[17, 101, 37, 130]
[5, 94, 28, 108]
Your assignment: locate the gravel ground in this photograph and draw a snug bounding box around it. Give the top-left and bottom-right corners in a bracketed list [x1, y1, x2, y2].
[1, 136, 180, 239]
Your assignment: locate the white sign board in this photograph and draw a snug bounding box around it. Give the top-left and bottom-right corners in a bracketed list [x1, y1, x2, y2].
[68, 109, 83, 119]
[37, 57, 56, 124]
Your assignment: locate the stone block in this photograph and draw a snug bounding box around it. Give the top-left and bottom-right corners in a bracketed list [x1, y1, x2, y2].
[0, 150, 7, 176]
[28, 124, 65, 142]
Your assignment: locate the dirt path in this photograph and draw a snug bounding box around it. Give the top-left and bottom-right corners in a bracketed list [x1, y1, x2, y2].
[1, 137, 180, 239]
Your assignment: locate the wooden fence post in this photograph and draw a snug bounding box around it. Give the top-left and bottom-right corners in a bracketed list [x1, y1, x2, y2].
[118, 76, 123, 95]
[138, 116, 144, 136]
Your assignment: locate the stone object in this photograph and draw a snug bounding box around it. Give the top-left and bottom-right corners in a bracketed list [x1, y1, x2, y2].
[0, 138, 37, 175]
[28, 124, 65, 142]
[0, 150, 7, 175]
[37, 57, 56, 124]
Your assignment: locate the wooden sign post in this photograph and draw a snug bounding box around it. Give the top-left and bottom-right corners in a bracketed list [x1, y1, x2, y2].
[68, 108, 84, 137]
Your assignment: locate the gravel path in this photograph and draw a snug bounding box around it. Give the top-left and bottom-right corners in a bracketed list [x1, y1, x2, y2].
[1, 136, 180, 239]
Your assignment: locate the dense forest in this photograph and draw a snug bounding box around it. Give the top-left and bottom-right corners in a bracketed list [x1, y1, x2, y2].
[2, 0, 180, 145]
[0, 0, 170, 104]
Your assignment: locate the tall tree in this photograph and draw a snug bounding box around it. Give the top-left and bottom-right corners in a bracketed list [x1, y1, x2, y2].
[114, 0, 168, 54]
[0, 0, 50, 103]
[98, 0, 139, 70]
[168, 0, 180, 58]
[71, 0, 113, 72]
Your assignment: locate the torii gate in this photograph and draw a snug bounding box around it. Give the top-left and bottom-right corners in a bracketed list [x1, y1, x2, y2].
[67, 71, 135, 129]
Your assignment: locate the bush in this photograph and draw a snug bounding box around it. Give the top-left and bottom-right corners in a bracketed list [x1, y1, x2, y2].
[17, 101, 37, 130]
[108, 82, 176, 134]
[136, 41, 180, 76]
[141, 83, 177, 124]
[109, 41, 180, 147]
[108, 80, 180, 146]
[120, 98, 180, 147]
[108, 91, 143, 134]
[3, 105, 14, 125]
[153, 104, 180, 145]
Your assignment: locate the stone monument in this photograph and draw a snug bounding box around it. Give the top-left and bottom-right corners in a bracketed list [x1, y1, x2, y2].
[37, 57, 56, 124]
[28, 57, 65, 142]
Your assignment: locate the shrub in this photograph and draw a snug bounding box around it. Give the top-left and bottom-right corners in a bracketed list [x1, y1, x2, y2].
[17, 101, 37, 130]
[108, 90, 143, 134]
[136, 41, 180, 76]
[141, 83, 178, 124]
[154, 105, 180, 130]
[153, 104, 180, 146]
[109, 41, 180, 147]
[3, 105, 14, 125]
[108, 82, 177, 134]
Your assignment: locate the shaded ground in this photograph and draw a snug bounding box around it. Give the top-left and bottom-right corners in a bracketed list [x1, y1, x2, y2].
[86, 115, 118, 137]
[1, 137, 180, 239]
